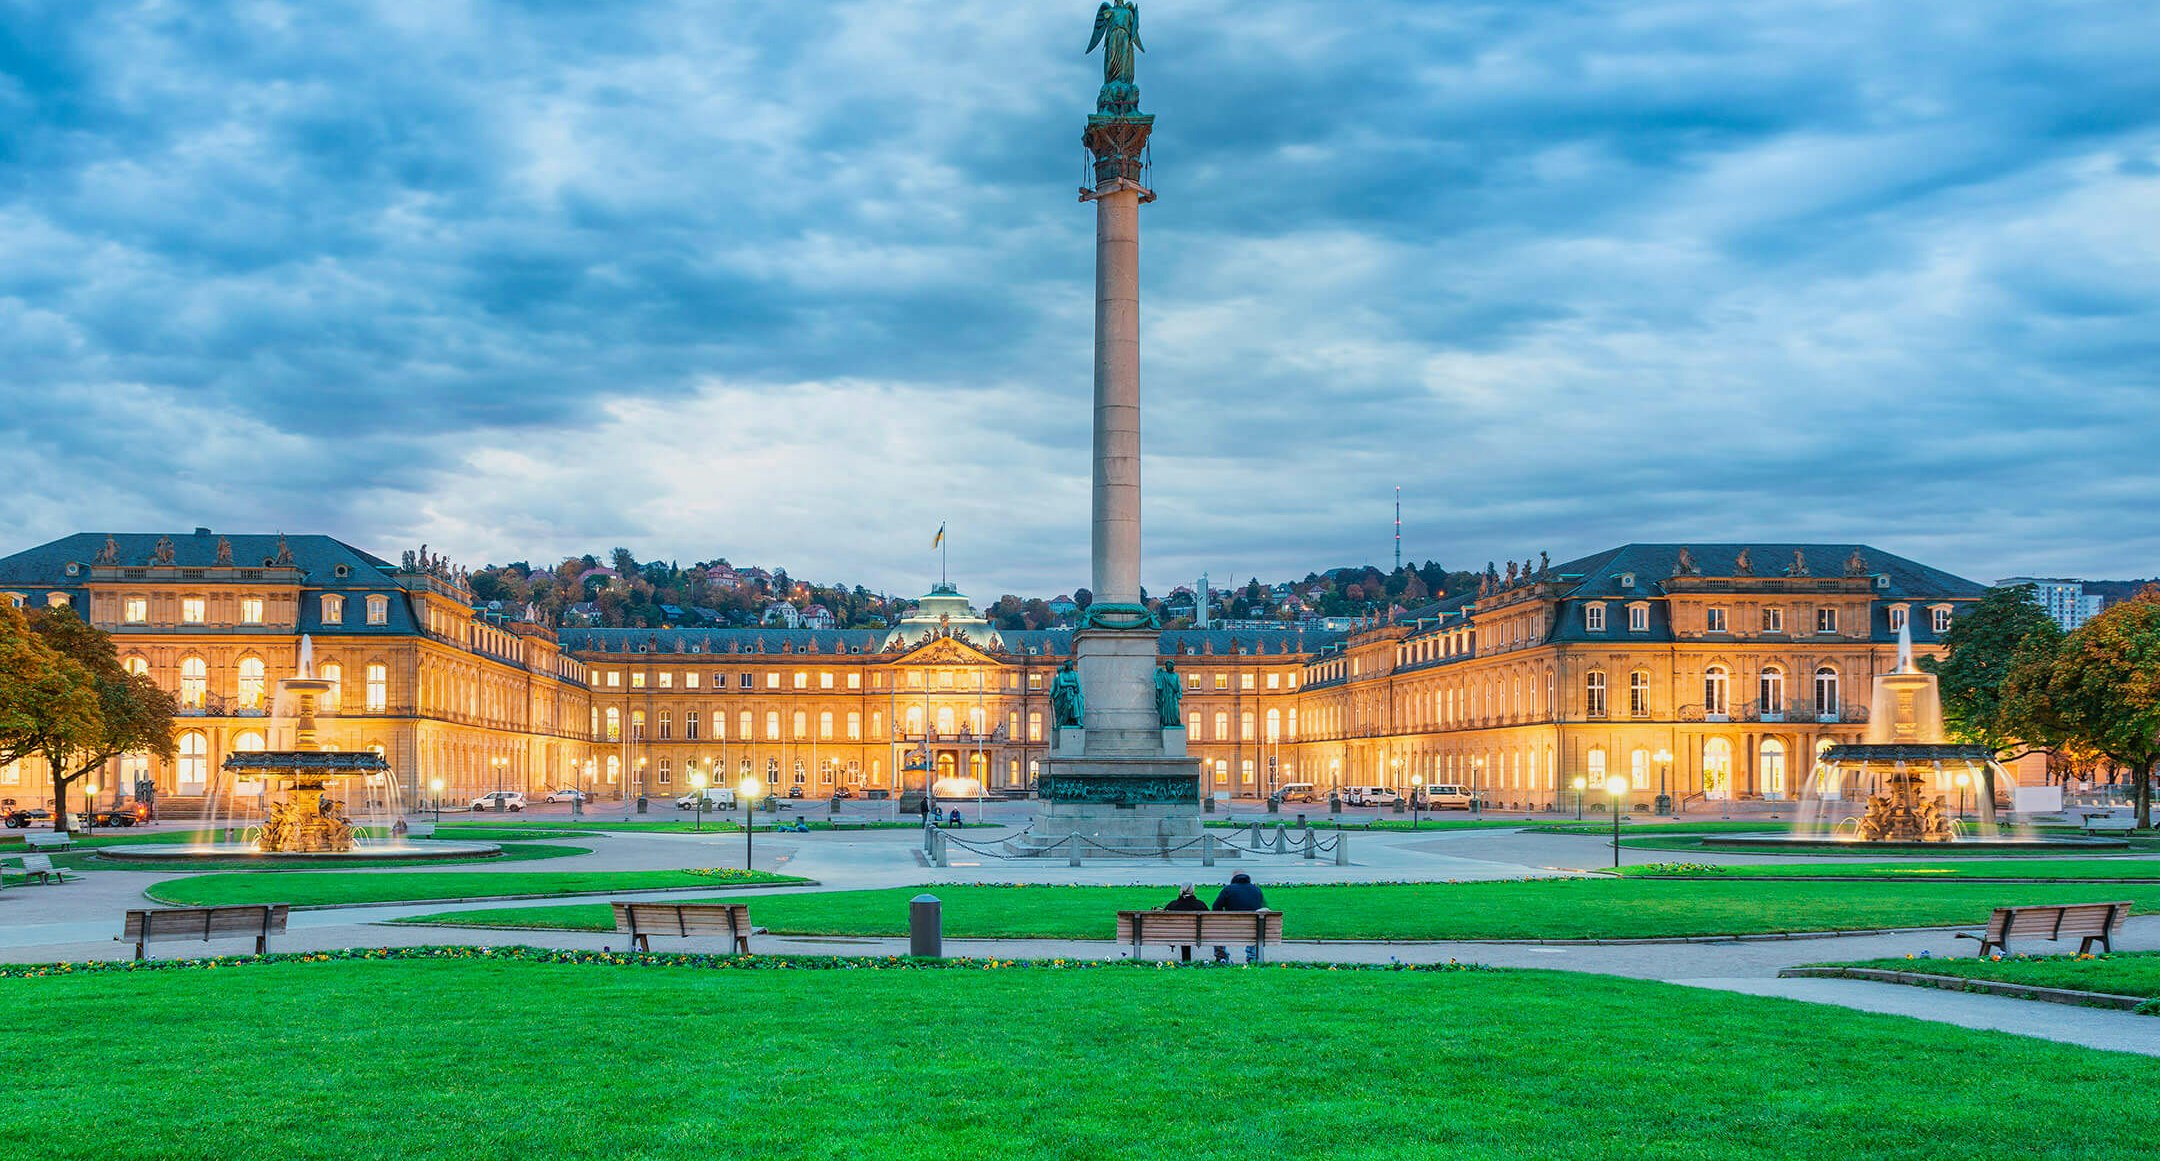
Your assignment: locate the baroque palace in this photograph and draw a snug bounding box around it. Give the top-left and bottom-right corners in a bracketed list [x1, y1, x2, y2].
[0, 532, 1984, 812]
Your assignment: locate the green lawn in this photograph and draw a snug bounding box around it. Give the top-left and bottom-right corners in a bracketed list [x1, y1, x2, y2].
[1529, 820, 1799, 836]
[69, 842, 588, 873]
[1819, 951, 2160, 1004]
[1208, 817, 1527, 832]
[146, 867, 807, 908]
[1620, 834, 2160, 856]
[0, 953, 2153, 1159]
[1623, 860, 2160, 881]
[396, 879, 2160, 941]
[434, 818, 982, 834]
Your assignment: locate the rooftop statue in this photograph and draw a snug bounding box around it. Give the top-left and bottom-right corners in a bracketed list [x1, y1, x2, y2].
[1087, 1, 1144, 114]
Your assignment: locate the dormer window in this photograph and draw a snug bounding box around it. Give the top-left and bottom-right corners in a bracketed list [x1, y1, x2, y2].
[46, 592, 70, 608]
[1931, 605, 1955, 635]
[1585, 604, 1607, 633]
[1627, 603, 1650, 633]
[1889, 605, 1909, 633]
[365, 595, 390, 626]
[321, 595, 344, 625]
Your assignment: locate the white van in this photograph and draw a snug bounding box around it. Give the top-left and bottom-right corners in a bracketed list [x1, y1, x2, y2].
[1343, 785, 1404, 807]
[675, 788, 737, 811]
[1270, 782, 1320, 804]
[1417, 784, 1476, 811]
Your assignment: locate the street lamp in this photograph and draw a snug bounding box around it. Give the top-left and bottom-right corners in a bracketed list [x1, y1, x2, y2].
[1573, 776, 1588, 821]
[491, 755, 507, 802]
[1955, 771, 1972, 824]
[1654, 748, 1674, 817]
[430, 777, 444, 825]
[1470, 757, 1486, 816]
[1605, 775, 1630, 868]
[690, 766, 707, 834]
[1410, 774, 1424, 831]
[739, 775, 763, 871]
[83, 782, 100, 833]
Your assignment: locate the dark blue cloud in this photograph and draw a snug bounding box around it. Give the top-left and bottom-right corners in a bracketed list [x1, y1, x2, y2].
[1, 0, 2156, 593]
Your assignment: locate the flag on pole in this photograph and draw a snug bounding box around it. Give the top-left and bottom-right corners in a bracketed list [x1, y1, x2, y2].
[932, 523, 945, 549]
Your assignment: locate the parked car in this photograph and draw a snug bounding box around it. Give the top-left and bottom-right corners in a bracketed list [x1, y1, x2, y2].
[786, 785, 804, 799]
[1269, 783, 1319, 805]
[1343, 785, 1404, 807]
[676, 788, 737, 811]
[470, 791, 526, 813]
[543, 788, 592, 804]
[1416, 784, 1477, 811]
[832, 785, 859, 800]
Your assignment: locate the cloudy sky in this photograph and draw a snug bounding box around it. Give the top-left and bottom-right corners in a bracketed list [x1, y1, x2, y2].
[3, 0, 2157, 596]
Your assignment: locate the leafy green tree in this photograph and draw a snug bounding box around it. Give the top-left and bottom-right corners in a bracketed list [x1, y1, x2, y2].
[25, 608, 177, 833]
[2032, 587, 2160, 829]
[1924, 584, 2066, 758]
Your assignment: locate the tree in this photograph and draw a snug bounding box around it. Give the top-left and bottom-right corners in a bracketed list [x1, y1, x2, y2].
[0, 602, 86, 774]
[2033, 586, 2160, 829]
[24, 608, 177, 833]
[1925, 584, 2066, 760]
[1073, 588, 1094, 611]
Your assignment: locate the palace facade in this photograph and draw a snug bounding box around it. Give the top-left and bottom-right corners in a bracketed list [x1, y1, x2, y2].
[0, 534, 1985, 812]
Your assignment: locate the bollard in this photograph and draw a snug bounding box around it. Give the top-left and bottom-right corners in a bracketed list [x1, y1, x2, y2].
[1304, 829, 1318, 860]
[1335, 834, 1350, 866]
[1202, 834, 1216, 867]
[1068, 832, 1083, 867]
[1248, 822, 1261, 848]
[1273, 825, 1288, 854]
[909, 894, 943, 958]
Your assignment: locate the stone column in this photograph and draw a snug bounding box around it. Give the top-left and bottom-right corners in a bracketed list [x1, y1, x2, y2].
[1092, 183, 1143, 606]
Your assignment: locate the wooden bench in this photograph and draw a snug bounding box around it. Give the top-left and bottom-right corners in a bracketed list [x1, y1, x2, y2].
[8, 853, 68, 885]
[2079, 815, 2137, 836]
[1116, 909, 1284, 963]
[120, 905, 290, 961]
[611, 902, 758, 954]
[1956, 902, 2131, 958]
[25, 832, 72, 852]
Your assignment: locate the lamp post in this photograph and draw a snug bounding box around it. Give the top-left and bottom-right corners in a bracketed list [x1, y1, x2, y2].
[1605, 775, 1629, 868]
[1573, 776, 1587, 821]
[1955, 771, 1971, 824]
[430, 777, 444, 826]
[83, 782, 100, 833]
[739, 775, 762, 871]
[690, 766, 707, 834]
[491, 755, 507, 804]
[1470, 757, 1485, 816]
[1410, 774, 1424, 831]
[1654, 748, 1674, 817]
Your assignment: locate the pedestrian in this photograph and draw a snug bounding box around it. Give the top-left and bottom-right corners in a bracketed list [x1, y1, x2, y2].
[947, 808, 962, 827]
[1211, 872, 1267, 963]
[1162, 884, 1208, 961]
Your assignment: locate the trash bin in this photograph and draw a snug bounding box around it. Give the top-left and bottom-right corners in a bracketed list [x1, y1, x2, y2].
[1203, 796, 1216, 814]
[1266, 798, 1279, 814]
[910, 894, 943, 958]
[1392, 800, 1406, 814]
[636, 795, 648, 815]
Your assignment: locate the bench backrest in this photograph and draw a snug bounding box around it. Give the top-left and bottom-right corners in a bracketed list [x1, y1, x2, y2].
[1990, 903, 2132, 941]
[1117, 909, 1284, 945]
[19, 853, 54, 873]
[123, 905, 291, 943]
[26, 833, 67, 848]
[612, 902, 751, 939]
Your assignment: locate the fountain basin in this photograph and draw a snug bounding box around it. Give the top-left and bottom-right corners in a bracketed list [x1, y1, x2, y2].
[1701, 834, 2129, 852]
[96, 839, 503, 863]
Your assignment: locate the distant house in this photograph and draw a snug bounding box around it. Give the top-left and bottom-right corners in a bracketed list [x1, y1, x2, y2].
[704, 566, 741, 589]
[1049, 595, 1078, 617]
[739, 567, 773, 588]
[802, 604, 837, 630]
[762, 602, 802, 628]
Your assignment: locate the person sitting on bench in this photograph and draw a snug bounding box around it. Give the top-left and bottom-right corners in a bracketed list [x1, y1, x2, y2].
[1211, 873, 1267, 963]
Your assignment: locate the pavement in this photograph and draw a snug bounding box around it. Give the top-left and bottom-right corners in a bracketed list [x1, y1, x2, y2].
[6, 814, 2160, 1057]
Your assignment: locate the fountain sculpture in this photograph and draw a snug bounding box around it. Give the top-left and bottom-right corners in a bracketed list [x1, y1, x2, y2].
[1815, 622, 1994, 841]
[220, 636, 390, 853]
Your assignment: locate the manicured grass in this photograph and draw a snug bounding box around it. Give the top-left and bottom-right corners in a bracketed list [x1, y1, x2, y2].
[72, 842, 589, 872]
[2, 954, 2155, 1159]
[395, 879, 2160, 941]
[435, 818, 983, 834]
[413, 827, 599, 841]
[1207, 817, 1525, 832]
[1529, 820, 1800, 835]
[1821, 951, 2160, 1003]
[146, 868, 806, 908]
[1623, 859, 2160, 881]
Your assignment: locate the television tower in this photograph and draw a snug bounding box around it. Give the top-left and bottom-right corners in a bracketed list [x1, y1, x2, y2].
[1394, 486, 1402, 573]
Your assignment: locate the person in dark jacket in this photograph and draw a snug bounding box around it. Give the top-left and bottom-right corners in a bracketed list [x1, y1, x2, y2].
[1210, 873, 1267, 962]
[1162, 885, 1209, 961]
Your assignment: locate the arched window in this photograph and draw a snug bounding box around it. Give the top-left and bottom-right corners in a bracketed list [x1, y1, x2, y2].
[123, 655, 149, 677]
[1814, 667, 1840, 719]
[1214, 711, 1229, 740]
[179, 657, 207, 709]
[1704, 666, 1730, 717]
[604, 707, 621, 741]
[630, 710, 646, 740]
[1585, 672, 1608, 719]
[233, 730, 266, 753]
[765, 711, 781, 741]
[605, 755, 621, 784]
[1630, 748, 1651, 791]
[967, 707, 986, 736]
[364, 664, 387, 712]
[320, 663, 342, 712]
[934, 707, 953, 736]
[1759, 667, 1785, 716]
[1761, 739, 1788, 799]
[821, 711, 836, 741]
[1586, 748, 1607, 785]
[237, 656, 266, 710]
[794, 710, 810, 739]
[1629, 670, 1651, 719]
[906, 706, 924, 735]
[177, 731, 208, 792]
[1265, 708, 1282, 743]
[1703, 738, 1733, 799]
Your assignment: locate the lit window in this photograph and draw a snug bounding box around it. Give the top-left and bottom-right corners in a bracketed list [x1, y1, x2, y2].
[1214, 674, 1229, 691]
[1816, 608, 1839, 635]
[1704, 666, 1730, 717]
[604, 671, 620, 687]
[820, 672, 834, 690]
[657, 672, 672, 689]
[1240, 711, 1255, 742]
[631, 711, 645, 740]
[321, 595, 344, 624]
[321, 663, 342, 711]
[1586, 748, 1606, 785]
[46, 592, 68, 608]
[179, 657, 207, 708]
[631, 672, 647, 689]
[1028, 712, 1042, 742]
[241, 597, 264, 625]
[766, 711, 780, 741]
[177, 731, 208, 791]
[767, 673, 780, 690]
[1241, 673, 1255, 691]
[1585, 604, 1606, 632]
[738, 711, 752, 739]
[365, 664, 387, 712]
[366, 596, 389, 625]
[1213, 711, 1229, 740]
[182, 598, 206, 624]
[658, 711, 672, 740]
[1266, 673, 1281, 690]
[237, 657, 266, 709]
[1028, 673, 1043, 691]
[819, 712, 834, 741]
[847, 672, 862, 690]
[124, 597, 147, 624]
[1762, 606, 1784, 634]
[605, 708, 622, 741]
[1631, 749, 1651, 791]
[124, 656, 149, 677]
[1705, 607, 1727, 633]
[686, 672, 700, 689]
[794, 671, 808, 690]
[1585, 672, 1607, 719]
[847, 712, 861, 740]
